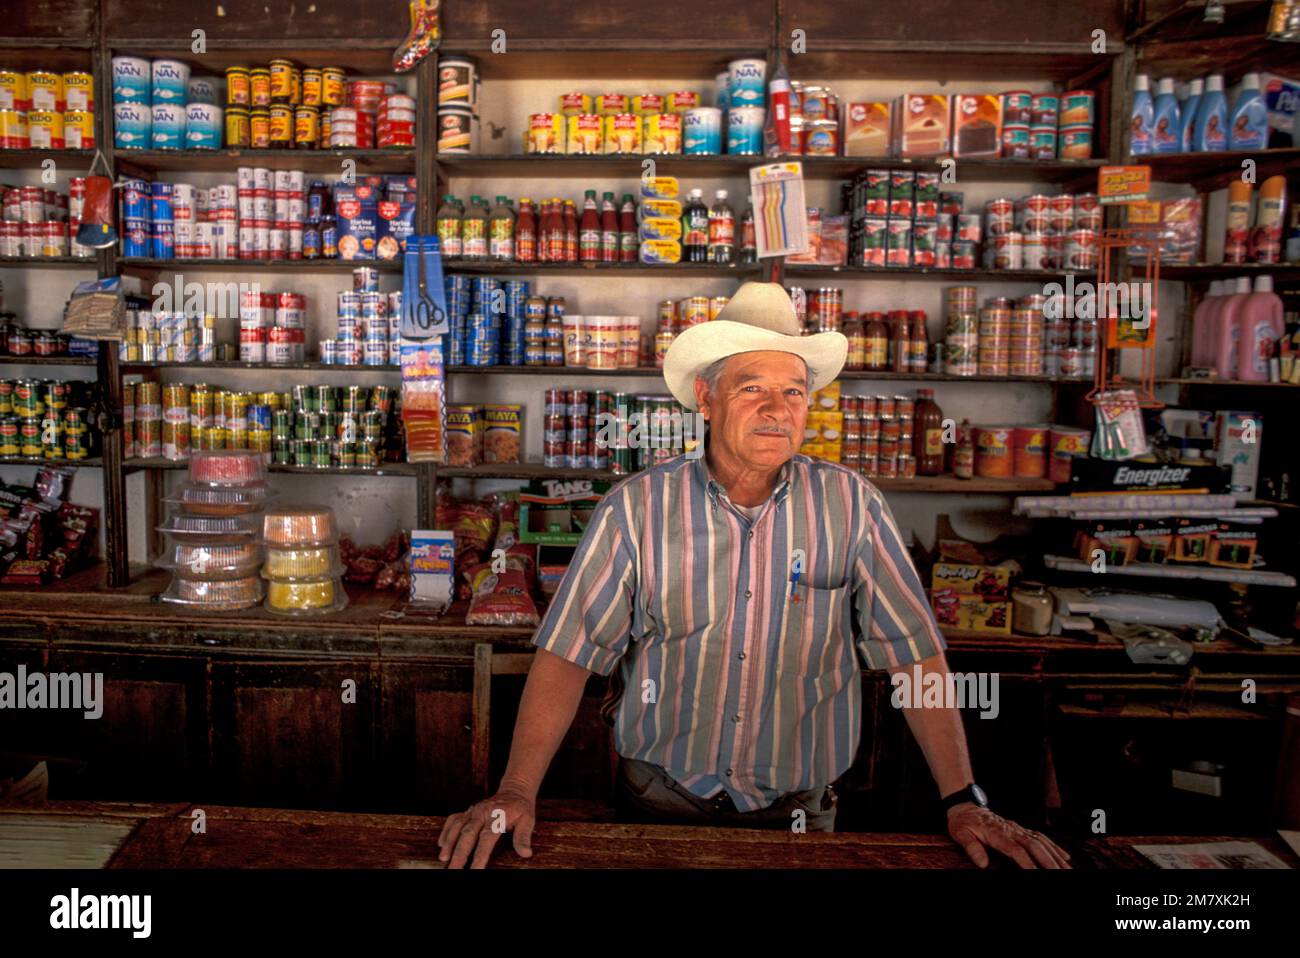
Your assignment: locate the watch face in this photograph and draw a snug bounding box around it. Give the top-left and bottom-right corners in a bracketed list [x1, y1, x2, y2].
[971, 784, 988, 806]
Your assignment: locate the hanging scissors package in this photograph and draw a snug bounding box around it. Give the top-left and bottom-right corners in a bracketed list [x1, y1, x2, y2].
[401, 234, 449, 339]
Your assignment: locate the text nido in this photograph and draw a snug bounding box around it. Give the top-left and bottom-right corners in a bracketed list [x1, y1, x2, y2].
[889, 665, 1000, 719]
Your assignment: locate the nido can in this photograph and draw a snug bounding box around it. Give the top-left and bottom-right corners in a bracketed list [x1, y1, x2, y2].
[64, 110, 94, 148]
[0, 109, 27, 149]
[27, 71, 62, 111]
[63, 72, 94, 112]
[27, 111, 64, 150]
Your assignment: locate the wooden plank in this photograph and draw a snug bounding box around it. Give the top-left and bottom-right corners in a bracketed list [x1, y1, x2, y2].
[0, 0, 96, 44]
[440, 0, 771, 47]
[104, 0, 406, 44]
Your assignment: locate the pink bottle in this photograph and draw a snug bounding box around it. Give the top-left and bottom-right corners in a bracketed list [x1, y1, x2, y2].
[1236, 274, 1283, 382]
[1190, 279, 1225, 367]
[1213, 276, 1253, 380]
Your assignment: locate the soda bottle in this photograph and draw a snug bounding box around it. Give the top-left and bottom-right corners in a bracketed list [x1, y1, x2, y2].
[436, 193, 462, 259]
[707, 189, 736, 264]
[682, 189, 709, 264]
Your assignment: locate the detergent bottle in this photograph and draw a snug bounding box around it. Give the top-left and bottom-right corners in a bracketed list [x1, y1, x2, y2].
[1179, 78, 1203, 152]
[1190, 279, 1225, 367]
[1193, 74, 1228, 151]
[1152, 78, 1181, 152]
[1228, 73, 1268, 150]
[1130, 74, 1154, 155]
[1237, 274, 1284, 381]
[1213, 276, 1253, 378]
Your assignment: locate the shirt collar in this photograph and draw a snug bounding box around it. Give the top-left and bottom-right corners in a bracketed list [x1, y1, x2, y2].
[694, 433, 796, 508]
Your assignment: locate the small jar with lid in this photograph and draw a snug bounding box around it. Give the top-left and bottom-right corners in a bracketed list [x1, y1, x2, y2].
[1012, 581, 1054, 636]
[249, 108, 271, 148]
[249, 67, 272, 107]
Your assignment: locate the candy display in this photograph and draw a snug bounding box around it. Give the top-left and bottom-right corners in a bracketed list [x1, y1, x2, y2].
[111, 55, 414, 152]
[0, 465, 98, 584]
[117, 170, 416, 262]
[0, 378, 100, 462]
[0, 181, 97, 258]
[0, 68, 96, 151]
[260, 504, 347, 615]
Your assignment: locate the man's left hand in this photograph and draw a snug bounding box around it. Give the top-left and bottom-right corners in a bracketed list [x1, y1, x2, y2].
[947, 804, 1072, 869]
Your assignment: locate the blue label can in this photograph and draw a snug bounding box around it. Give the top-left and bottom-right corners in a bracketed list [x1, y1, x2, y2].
[151, 59, 191, 104]
[684, 107, 723, 155]
[121, 179, 150, 219]
[111, 56, 151, 105]
[121, 218, 149, 257]
[726, 105, 765, 155]
[187, 76, 220, 105]
[728, 58, 767, 107]
[150, 182, 174, 223]
[715, 71, 731, 111]
[149, 223, 174, 259]
[185, 102, 222, 150]
[113, 102, 151, 149]
[151, 103, 185, 149]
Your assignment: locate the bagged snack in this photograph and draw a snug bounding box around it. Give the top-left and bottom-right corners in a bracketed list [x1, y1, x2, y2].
[464, 564, 541, 627]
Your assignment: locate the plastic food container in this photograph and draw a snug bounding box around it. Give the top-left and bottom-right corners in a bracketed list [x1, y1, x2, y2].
[155, 539, 262, 578]
[261, 505, 338, 546]
[263, 545, 343, 579]
[187, 449, 268, 486]
[159, 574, 264, 610]
[165, 481, 273, 516]
[156, 512, 261, 541]
[264, 575, 348, 615]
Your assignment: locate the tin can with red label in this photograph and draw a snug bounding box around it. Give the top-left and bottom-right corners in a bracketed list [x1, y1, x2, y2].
[1065, 229, 1097, 270]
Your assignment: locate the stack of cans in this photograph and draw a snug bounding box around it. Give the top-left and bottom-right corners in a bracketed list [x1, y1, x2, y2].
[323, 267, 401, 366]
[943, 285, 979, 377]
[239, 289, 306, 364]
[0, 378, 96, 462]
[440, 274, 538, 368]
[0, 181, 92, 258]
[117, 308, 214, 363]
[543, 388, 614, 471]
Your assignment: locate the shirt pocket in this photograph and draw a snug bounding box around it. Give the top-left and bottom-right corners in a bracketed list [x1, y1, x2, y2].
[780, 581, 853, 678]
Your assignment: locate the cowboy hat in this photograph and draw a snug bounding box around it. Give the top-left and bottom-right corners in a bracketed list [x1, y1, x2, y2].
[663, 282, 847, 410]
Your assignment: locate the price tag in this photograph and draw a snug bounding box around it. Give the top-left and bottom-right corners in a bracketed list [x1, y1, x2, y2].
[1098, 165, 1152, 204]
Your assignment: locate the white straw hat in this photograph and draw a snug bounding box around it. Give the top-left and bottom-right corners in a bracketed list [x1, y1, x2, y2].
[663, 282, 847, 410]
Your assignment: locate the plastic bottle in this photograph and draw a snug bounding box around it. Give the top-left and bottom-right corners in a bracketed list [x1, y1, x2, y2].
[1130, 74, 1154, 155]
[462, 194, 488, 260]
[864, 311, 888, 371]
[436, 193, 463, 258]
[579, 189, 601, 262]
[1224, 180, 1253, 264]
[1213, 276, 1253, 378]
[707, 189, 736, 264]
[740, 204, 757, 264]
[1193, 74, 1228, 152]
[600, 191, 619, 263]
[890, 310, 910, 373]
[1249, 175, 1287, 264]
[1152, 78, 1181, 153]
[1179, 78, 1203, 152]
[1287, 205, 1300, 264]
[1228, 72, 1268, 150]
[1237, 274, 1284, 381]
[488, 195, 515, 261]
[515, 197, 536, 263]
[907, 310, 929, 372]
[953, 419, 975, 479]
[842, 313, 865, 370]
[913, 388, 945, 475]
[618, 193, 638, 263]
[681, 189, 709, 264]
[1191, 279, 1226, 367]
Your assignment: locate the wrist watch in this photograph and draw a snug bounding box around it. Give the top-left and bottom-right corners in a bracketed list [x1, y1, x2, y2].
[941, 783, 989, 811]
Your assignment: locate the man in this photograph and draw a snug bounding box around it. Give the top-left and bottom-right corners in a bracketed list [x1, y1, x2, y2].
[438, 282, 1070, 870]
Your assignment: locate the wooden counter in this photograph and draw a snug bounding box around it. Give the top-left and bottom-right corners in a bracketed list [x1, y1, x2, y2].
[4, 801, 1295, 869]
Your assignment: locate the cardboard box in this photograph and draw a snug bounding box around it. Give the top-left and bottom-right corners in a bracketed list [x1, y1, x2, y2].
[519, 479, 609, 545]
[845, 101, 892, 156]
[1208, 523, 1259, 569]
[1171, 518, 1217, 563]
[1214, 411, 1263, 499]
[893, 93, 950, 157]
[1134, 523, 1174, 564]
[931, 591, 1012, 634]
[932, 561, 1010, 601]
[951, 93, 1002, 157]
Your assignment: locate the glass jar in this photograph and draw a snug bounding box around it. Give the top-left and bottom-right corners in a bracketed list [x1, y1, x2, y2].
[1012, 581, 1054, 636]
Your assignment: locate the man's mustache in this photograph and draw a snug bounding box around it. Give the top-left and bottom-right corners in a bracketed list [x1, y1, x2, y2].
[751, 425, 793, 436]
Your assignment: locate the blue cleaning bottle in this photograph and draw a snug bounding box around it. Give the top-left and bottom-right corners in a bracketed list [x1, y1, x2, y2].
[1130, 74, 1154, 155]
[1152, 77, 1181, 152]
[1228, 72, 1268, 150]
[1193, 74, 1228, 151]
[1180, 78, 1202, 152]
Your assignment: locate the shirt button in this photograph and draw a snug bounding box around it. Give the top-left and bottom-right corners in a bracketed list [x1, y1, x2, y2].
[747, 530, 753, 539]
[725, 769, 733, 777]
[745, 589, 752, 598]
[732, 714, 740, 722]
[738, 652, 746, 660]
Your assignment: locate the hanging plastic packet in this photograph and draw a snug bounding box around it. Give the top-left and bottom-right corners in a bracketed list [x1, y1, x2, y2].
[77, 150, 117, 249]
[393, 0, 441, 73]
[400, 337, 446, 463]
[1091, 389, 1150, 460]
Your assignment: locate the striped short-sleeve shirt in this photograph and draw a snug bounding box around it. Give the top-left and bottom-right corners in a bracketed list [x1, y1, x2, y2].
[531, 452, 947, 812]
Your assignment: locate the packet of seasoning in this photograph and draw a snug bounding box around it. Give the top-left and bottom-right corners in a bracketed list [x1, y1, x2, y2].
[35, 465, 76, 503]
[46, 547, 72, 579]
[1, 558, 49, 586]
[0, 487, 26, 518]
[57, 503, 98, 557]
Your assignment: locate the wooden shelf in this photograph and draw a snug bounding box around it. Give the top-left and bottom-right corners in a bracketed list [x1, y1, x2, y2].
[0, 354, 96, 366]
[1139, 149, 1300, 191]
[442, 260, 759, 276]
[783, 264, 1097, 282]
[0, 149, 95, 170]
[0, 456, 102, 468]
[435, 47, 763, 82]
[438, 463, 622, 481]
[105, 39, 407, 75]
[1044, 554, 1297, 587]
[114, 148, 415, 174]
[1160, 263, 1300, 282]
[440, 365, 1080, 385]
[445, 365, 663, 377]
[124, 457, 416, 477]
[839, 371, 1082, 384]
[436, 153, 1108, 184]
[121, 361, 400, 372]
[1155, 377, 1299, 389]
[119, 257, 403, 273]
[0, 255, 99, 268]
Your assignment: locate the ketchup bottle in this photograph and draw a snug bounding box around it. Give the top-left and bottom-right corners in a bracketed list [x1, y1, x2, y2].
[579, 189, 601, 262]
[864, 311, 888, 371]
[908, 310, 929, 372]
[600, 191, 619, 263]
[890, 309, 910, 373]
[538, 200, 552, 263]
[619, 193, 638, 262]
[913, 388, 945, 475]
[563, 199, 578, 263]
[516, 197, 536, 263]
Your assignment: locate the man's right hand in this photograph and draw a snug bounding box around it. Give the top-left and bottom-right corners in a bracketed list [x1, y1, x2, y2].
[436, 787, 536, 869]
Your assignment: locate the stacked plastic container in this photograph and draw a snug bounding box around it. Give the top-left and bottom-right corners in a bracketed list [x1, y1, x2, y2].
[156, 450, 273, 610]
[260, 504, 348, 616]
